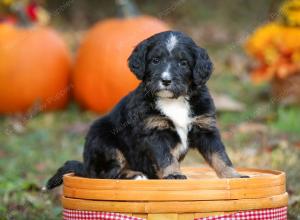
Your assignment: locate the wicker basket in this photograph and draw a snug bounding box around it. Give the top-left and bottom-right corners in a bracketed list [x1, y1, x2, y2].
[62, 167, 288, 220]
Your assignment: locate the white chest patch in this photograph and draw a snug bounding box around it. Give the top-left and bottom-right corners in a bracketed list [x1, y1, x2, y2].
[156, 96, 192, 153]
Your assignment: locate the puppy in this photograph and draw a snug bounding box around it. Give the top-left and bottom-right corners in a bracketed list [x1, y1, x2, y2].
[46, 31, 246, 190]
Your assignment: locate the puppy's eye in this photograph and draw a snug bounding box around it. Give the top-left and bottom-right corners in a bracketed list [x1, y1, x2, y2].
[179, 60, 188, 67]
[151, 57, 160, 65]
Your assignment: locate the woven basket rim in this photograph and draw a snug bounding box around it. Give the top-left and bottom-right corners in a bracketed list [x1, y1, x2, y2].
[62, 167, 286, 202]
[63, 167, 285, 190]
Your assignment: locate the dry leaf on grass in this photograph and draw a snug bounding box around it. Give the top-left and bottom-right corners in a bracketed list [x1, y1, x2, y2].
[211, 92, 245, 112]
[236, 122, 268, 134]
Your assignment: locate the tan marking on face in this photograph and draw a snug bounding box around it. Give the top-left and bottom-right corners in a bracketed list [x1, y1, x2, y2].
[211, 154, 241, 178]
[145, 116, 172, 130]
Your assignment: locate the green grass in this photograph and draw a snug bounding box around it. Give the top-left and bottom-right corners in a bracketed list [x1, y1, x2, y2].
[0, 107, 95, 220]
[1, 1, 300, 219]
[271, 107, 300, 134]
[1, 73, 300, 219]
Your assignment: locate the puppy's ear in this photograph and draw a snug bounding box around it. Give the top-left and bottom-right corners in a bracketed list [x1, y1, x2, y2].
[192, 47, 213, 86]
[128, 39, 149, 80]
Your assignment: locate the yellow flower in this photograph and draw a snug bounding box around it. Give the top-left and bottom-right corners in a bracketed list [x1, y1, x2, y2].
[2, 0, 13, 6]
[245, 0, 300, 83]
[279, 26, 300, 52]
[292, 51, 300, 63]
[280, 0, 300, 26]
[245, 23, 282, 59]
[263, 46, 280, 65]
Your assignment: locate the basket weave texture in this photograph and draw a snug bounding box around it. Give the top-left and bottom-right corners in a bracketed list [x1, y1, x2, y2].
[62, 167, 288, 220]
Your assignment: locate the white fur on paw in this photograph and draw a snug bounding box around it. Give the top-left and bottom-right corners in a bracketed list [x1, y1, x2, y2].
[134, 174, 148, 180]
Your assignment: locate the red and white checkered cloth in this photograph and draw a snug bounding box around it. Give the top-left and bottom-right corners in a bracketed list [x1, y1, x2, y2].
[63, 207, 287, 220]
[195, 207, 287, 220]
[63, 210, 144, 220]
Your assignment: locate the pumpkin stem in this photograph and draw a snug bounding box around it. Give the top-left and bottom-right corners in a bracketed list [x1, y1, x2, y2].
[116, 0, 140, 18]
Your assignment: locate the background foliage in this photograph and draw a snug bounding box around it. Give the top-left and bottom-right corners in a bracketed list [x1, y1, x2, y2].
[1, 0, 299, 219]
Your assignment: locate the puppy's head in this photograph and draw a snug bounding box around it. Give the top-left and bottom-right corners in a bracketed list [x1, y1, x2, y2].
[128, 31, 213, 98]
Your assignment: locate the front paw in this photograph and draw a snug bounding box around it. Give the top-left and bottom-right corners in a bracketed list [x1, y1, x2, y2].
[231, 173, 250, 178]
[133, 174, 148, 180]
[218, 167, 249, 179]
[239, 174, 250, 178]
[163, 173, 187, 179]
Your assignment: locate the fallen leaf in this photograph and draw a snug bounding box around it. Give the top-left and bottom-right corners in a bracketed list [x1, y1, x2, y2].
[211, 92, 245, 112]
[236, 122, 268, 133]
[293, 141, 300, 149]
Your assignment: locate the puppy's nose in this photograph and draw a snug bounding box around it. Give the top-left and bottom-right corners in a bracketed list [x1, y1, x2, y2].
[161, 79, 171, 86]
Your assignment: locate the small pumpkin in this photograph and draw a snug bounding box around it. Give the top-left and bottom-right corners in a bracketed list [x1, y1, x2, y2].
[72, 0, 169, 113]
[0, 23, 71, 113]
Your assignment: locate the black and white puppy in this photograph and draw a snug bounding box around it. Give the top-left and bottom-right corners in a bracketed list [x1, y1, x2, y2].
[46, 31, 246, 189]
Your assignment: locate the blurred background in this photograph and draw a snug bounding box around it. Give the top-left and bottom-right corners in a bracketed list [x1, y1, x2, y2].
[0, 0, 300, 219]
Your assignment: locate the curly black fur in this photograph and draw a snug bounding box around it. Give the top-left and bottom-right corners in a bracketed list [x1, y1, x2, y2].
[46, 31, 246, 190]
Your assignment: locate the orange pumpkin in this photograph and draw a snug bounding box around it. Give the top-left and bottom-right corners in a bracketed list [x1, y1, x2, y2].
[0, 23, 71, 114]
[73, 2, 169, 113]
